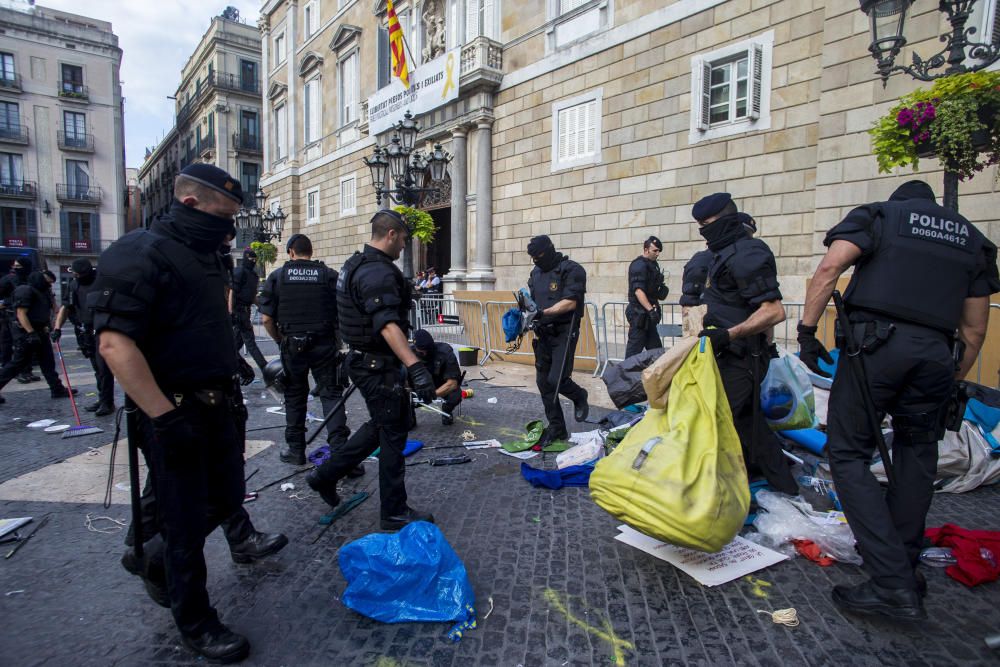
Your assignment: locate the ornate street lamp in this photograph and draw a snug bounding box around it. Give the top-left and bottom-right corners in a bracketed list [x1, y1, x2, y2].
[234, 185, 286, 243]
[858, 0, 1000, 211]
[859, 0, 1000, 85]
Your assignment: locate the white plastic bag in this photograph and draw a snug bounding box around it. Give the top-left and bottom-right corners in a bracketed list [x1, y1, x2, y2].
[751, 490, 862, 565]
[556, 439, 603, 469]
[761, 349, 818, 431]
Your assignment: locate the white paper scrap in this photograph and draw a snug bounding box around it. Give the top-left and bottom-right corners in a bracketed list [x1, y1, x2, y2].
[614, 524, 788, 587]
[499, 448, 538, 460]
[464, 439, 502, 449]
[27, 419, 57, 429]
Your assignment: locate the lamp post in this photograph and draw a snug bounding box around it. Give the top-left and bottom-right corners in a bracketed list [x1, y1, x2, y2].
[363, 110, 452, 277]
[234, 185, 287, 243]
[858, 0, 1000, 211]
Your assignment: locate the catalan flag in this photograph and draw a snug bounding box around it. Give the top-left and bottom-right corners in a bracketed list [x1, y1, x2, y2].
[387, 0, 409, 89]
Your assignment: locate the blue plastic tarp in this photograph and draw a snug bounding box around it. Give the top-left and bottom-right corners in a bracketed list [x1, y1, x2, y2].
[520, 462, 593, 489]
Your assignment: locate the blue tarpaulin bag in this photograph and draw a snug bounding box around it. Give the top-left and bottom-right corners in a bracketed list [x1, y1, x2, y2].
[502, 306, 522, 343]
[338, 522, 477, 641]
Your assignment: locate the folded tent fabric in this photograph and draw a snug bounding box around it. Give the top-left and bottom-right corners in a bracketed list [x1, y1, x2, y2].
[520, 462, 593, 489]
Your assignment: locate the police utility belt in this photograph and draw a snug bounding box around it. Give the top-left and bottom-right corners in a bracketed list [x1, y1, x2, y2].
[836, 310, 960, 358]
[167, 387, 235, 410]
[348, 349, 401, 371]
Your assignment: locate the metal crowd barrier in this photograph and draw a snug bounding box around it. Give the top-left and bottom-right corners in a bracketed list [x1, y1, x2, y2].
[411, 295, 488, 351]
[480, 300, 601, 374]
[598, 301, 686, 375]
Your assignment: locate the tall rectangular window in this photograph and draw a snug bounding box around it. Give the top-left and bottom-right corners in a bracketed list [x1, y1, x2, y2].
[0, 152, 23, 185]
[0, 53, 14, 83]
[274, 33, 286, 65]
[0, 102, 20, 132]
[67, 211, 94, 251]
[708, 56, 750, 125]
[240, 60, 258, 92]
[275, 105, 287, 160]
[61, 63, 83, 93]
[465, 0, 496, 41]
[340, 175, 356, 216]
[66, 159, 90, 197]
[304, 1, 319, 37]
[339, 52, 358, 126]
[377, 27, 390, 89]
[240, 110, 259, 149]
[241, 162, 259, 205]
[304, 78, 321, 144]
[1, 207, 33, 246]
[63, 111, 86, 148]
[306, 187, 320, 224]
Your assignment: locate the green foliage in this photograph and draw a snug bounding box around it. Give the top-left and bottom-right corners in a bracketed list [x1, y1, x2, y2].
[250, 241, 277, 273]
[869, 71, 1000, 180]
[394, 205, 436, 243]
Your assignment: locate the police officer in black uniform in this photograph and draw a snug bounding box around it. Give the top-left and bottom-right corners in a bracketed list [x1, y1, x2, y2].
[52, 258, 115, 415]
[91, 164, 260, 662]
[625, 236, 668, 358]
[260, 233, 353, 466]
[411, 329, 462, 425]
[0, 270, 76, 403]
[690, 193, 797, 495]
[526, 235, 589, 447]
[306, 210, 437, 530]
[798, 180, 999, 620]
[0, 256, 41, 383]
[230, 249, 267, 374]
[680, 213, 757, 311]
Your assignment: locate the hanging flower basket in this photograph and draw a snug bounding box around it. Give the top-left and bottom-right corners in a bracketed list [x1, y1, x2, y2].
[870, 71, 1000, 181]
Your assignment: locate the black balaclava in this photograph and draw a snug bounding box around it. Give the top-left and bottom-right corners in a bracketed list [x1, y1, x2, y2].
[218, 242, 235, 273]
[889, 180, 935, 202]
[13, 256, 31, 279]
[528, 235, 561, 272]
[242, 249, 257, 270]
[71, 258, 96, 286]
[157, 199, 237, 253]
[28, 271, 50, 294]
[699, 212, 747, 252]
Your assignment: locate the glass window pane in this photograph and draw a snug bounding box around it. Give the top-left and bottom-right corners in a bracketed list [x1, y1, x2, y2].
[710, 66, 728, 85]
[710, 85, 729, 106]
[710, 106, 729, 124]
[735, 100, 747, 118]
[736, 80, 747, 99]
[737, 58, 748, 78]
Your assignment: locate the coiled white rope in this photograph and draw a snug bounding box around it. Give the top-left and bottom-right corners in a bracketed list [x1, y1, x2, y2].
[757, 608, 799, 627]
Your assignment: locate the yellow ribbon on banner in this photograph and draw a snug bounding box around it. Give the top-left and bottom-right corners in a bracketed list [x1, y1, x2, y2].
[441, 52, 456, 99]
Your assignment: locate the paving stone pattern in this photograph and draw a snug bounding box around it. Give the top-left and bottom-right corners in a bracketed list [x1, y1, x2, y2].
[1, 341, 999, 665]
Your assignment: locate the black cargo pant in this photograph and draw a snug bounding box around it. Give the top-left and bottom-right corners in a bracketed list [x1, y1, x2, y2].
[314, 351, 410, 518]
[716, 344, 798, 495]
[232, 306, 267, 372]
[0, 325, 61, 392]
[532, 321, 587, 438]
[625, 304, 663, 358]
[281, 335, 349, 451]
[0, 310, 12, 365]
[136, 397, 245, 637]
[827, 321, 953, 591]
[77, 326, 115, 406]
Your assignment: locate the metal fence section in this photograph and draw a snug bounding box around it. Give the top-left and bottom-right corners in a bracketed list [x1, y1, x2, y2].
[411, 295, 489, 354]
[598, 301, 686, 375]
[481, 300, 601, 374]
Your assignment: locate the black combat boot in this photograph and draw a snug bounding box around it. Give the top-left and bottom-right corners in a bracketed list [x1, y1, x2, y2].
[181, 624, 250, 664]
[306, 470, 340, 509]
[95, 403, 115, 416]
[832, 580, 926, 620]
[279, 443, 306, 465]
[380, 507, 435, 531]
[574, 389, 589, 422]
[50, 386, 78, 398]
[85, 400, 102, 412]
[229, 531, 289, 564]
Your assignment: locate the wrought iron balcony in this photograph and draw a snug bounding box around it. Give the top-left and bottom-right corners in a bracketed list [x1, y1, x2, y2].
[56, 183, 102, 205]
[58, 82, 89, 101]
[58, 131, 94, 152]
[232, 132, 262, 153]
[0, 73, 22, 92]
[460, 36, 503, 92]
[214, 72, 260, 95]
[0, 124, 28, 145]
[0, 179, 37, 200]
[198, 133, 215, 156]
[35, 236, 113, 254]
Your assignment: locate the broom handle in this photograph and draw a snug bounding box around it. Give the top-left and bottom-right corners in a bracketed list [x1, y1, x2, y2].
[54, 340, 83, 426]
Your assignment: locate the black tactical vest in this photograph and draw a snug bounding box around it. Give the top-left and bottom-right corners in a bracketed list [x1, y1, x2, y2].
[147, 231, 237, 387]
[69, 278, 99, 327]
[680, 250, 712, 307]
[275, 260, 337, 335]
[13, 285, 51, 324]
[627, 256, 666, 306]
[231, 265, 258, 308]
[338, 249, 410, 352]
[845, 200, 987, 332]
[529, 258, 585, 324]
[702, 243, 758, 328]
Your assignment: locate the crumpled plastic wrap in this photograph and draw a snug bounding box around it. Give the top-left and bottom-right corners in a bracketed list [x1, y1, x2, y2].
[751, 490, 862, 565]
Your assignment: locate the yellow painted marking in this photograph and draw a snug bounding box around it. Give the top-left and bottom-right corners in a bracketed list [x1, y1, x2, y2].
[744, 576, 772, 599]
[544, 588, 633, 667]
[371, 658, 403, 667]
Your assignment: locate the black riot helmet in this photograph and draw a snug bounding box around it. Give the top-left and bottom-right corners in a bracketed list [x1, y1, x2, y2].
[263, 358, 287, 397]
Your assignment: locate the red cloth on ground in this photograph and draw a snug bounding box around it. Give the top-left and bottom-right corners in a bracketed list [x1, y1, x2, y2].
[791, 539, 836, 566]
[925, 523, 1000, 587]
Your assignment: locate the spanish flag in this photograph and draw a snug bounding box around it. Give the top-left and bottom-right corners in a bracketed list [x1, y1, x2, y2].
[387, 0, 409, 89]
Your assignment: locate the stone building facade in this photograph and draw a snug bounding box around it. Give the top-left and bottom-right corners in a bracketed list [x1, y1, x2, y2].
[0, 3, 126, 282]
[139, 12, 264, 226]
[260, 0, 1000, 306]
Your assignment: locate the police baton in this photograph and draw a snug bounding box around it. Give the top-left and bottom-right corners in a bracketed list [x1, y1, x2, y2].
[831, 290, 896, 488]
[303, 382, 359, 447]
[124, 395, 144, 560]
[550, 309, 579, 416]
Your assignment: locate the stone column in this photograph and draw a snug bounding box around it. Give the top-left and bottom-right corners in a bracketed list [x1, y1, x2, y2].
[467, 119, 494, 289]
[447, 126, 468, 290]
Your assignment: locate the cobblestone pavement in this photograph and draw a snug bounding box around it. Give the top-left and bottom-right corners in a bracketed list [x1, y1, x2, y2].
[1, 339, 999, 666]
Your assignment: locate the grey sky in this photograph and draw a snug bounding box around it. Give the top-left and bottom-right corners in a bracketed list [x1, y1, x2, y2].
[38, 0, 262, 169]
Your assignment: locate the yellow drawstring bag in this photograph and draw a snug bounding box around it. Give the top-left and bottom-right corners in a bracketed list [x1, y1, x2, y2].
[589, 338, 750, 553]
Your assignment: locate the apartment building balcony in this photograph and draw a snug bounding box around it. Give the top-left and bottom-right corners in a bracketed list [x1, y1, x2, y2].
[57, 131, 95, 153]
[35, 235, 113, 255]
[0, 179, 37, 200]
[198, 133, 215, 158]
[232, 132, 262, 154]
[0, 124, 29, 145]
[0, 72, 22, 92]
[214, 72, 260, 96]
[56, 183, 102, 205]
[460, 36, 504, 93]
[58, 82, 89, 102]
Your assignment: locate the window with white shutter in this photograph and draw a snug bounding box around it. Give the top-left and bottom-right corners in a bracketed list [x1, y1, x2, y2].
[339, 52, 358, 127]
[275, 104, 287, 161]
[274, 33, 286, 65]
[465, 0, 497, 41]
[340, 175, 357, 216]
[689, 31, 774, 145]
[304, 1, 319, 38]
[559, 0, 587, 14]
[306, 187, 320, 224]
[551, 90, 603, 172]
[304, 78, 321, 144]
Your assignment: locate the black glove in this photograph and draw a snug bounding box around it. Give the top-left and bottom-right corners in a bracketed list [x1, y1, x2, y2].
[150, 408, 198, 467]
[236, 358, 255, 386]
[407, 360, 438, 404]
[23, 331, 41, 346]
[697, 327, 730, 351]
[797, 322, 833, 378]
[647, 305, 662, 326]
[50, 329, 62, 343]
